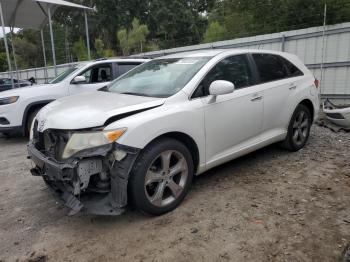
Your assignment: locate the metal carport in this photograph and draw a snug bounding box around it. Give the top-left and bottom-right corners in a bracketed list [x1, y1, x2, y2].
[0, 0, 92, 88]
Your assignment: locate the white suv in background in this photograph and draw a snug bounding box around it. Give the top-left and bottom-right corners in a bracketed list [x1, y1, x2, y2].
[28, 49, 319, 216]
[0, 58, 148, 136]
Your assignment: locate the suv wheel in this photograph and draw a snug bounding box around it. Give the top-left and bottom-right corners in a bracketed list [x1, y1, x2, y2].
[282, 104, 311, 151]
[129, 138, 194, 215]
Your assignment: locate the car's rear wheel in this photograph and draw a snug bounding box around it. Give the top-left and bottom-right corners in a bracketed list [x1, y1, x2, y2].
[129, 138, 194, 215]
[281, 104, 311, 151]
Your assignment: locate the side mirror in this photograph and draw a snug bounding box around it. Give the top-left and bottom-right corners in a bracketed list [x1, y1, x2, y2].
[72, 75, 86, 84]
[209, 80, 235, 96]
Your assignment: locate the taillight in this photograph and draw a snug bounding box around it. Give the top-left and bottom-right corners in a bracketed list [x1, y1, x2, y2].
[314, 78, 319, 88]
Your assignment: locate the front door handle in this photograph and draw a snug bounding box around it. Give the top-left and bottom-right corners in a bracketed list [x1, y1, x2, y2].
[251, 95, 263, 102]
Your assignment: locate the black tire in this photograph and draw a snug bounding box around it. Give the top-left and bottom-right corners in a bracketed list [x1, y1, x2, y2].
[341, 243, 350, 262]
[281, 104, 312, 151]
[128, 138, 194, 215]
[26, 108, 40, 136]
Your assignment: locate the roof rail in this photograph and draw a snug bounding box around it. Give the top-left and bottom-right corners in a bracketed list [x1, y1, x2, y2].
[94, 58, 108, 61]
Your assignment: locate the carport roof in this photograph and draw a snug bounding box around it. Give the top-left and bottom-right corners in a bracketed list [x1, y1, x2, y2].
[1, 0, 92, 29]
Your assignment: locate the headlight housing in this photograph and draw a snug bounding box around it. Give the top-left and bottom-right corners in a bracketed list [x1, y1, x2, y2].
[0, 96, 19, 105]
[62, 128, 127, 159]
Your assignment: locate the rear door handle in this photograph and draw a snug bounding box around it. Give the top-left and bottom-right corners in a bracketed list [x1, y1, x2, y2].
[289, 83, 297, 90]
[251, 95, 263, 102]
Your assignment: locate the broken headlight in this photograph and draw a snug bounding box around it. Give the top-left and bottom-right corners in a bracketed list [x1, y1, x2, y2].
[62, 128, 127, 159]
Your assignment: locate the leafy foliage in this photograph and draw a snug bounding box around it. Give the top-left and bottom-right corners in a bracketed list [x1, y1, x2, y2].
[72, 37, 88, 61]
[94, 38, 105, 58]
[0, 53, 8, 72]
[203, 21, 226, 43]
[1, 0, 350, 70]
[117, 18, 150, 55]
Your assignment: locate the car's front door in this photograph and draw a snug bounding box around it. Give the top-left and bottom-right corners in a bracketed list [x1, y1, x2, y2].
[69, 63, 113, 95]
[193, 55, 263, 167]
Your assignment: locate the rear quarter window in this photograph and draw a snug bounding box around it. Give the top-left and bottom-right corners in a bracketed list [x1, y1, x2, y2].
[252, 53, 303, 84]
[279, 56, 304, 77]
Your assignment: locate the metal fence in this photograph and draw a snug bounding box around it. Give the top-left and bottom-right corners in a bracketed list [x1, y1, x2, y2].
[1, 22, 350, 102]
[0, 62, 80, 85]
[132, 22, 350, 103]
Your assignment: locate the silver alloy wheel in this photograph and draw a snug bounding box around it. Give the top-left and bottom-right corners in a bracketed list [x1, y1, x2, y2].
[144, 150, 188, 207]
[292, 111, 309, 146]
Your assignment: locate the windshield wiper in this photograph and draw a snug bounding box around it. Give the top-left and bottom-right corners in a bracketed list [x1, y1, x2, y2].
[120, 92, 152, 97]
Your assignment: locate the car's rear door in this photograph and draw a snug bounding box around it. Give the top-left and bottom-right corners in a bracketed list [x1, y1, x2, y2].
[250, 53, 305, 132]
[193, 54, 263, 167]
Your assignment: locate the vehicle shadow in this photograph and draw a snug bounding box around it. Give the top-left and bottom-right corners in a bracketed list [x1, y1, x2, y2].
[88, 142, 291, 225]
[0, 133, 28, 144]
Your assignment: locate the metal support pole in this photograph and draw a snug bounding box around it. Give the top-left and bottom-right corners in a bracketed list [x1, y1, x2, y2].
[48, 6, 57, 76]
[41, 29, 48, 83]
[10, 30, 19, 87]
[320, 3, 327, 97]
[0, 1, 14, 88]
[84, 10, 91, 60]
[281, 35, 286, 52]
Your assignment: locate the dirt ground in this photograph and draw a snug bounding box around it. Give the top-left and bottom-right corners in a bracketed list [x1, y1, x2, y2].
[0, 124, 349, 262]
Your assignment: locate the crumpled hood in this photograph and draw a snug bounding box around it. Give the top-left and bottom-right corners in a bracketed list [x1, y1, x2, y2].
[36, 91, 165, 131]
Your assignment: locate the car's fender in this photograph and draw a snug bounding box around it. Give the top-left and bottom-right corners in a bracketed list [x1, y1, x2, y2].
[106, 96, 206, 171]
[0, 83, 69, 127]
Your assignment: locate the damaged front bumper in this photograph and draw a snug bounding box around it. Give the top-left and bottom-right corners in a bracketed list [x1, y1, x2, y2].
[27, 141, 140, 216]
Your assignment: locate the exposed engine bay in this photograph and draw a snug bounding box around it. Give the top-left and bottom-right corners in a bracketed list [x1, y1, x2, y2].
[28, 122, 140, 215]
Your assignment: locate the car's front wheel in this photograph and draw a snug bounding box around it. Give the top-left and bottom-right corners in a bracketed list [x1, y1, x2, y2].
[282, 104, 312, 151]
[128, 138, 194, 215]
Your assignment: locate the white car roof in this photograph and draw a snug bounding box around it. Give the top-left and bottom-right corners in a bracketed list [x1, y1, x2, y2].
[159, 48, 293, 59]
[82, 58, 150, 67]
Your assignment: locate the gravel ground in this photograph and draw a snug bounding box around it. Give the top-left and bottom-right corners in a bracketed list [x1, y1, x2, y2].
[0, 125, 349, 262]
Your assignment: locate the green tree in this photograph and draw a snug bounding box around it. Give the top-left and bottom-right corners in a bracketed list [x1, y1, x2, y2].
[147, 0, 209, 48]
[0, 53, 8, 72]
[117, 29, 130, 56]
[129, 18, 149, 52]
[13, 37, 39, 69]
[203, 21, 226, 43]
[104, 49, 115, 57]
[94, 38, 105, 58]
[72, 38, 88, 61]
[117, 18, 150, 55]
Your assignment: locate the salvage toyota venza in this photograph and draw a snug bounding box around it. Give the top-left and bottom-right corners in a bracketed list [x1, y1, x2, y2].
[28, 49, 319, 216]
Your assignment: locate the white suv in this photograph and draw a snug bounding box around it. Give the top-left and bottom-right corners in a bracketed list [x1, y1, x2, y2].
[27, 49, 319, 216]
[0, 58, 148, 136]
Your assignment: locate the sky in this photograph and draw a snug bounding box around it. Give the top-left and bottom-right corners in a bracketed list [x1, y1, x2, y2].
[0, 27, 20, 38]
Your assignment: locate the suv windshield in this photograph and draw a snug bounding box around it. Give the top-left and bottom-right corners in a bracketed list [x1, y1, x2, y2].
[106, 57, 210, 98]
[49, 66, 81, 84]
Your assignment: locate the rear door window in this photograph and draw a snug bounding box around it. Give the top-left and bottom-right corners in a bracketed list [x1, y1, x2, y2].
[117, 63, 141, 77]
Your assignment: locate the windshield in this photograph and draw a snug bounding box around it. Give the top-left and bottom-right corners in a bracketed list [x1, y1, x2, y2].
[49, 66, 80, 84]
[106, 57, 210, 98]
